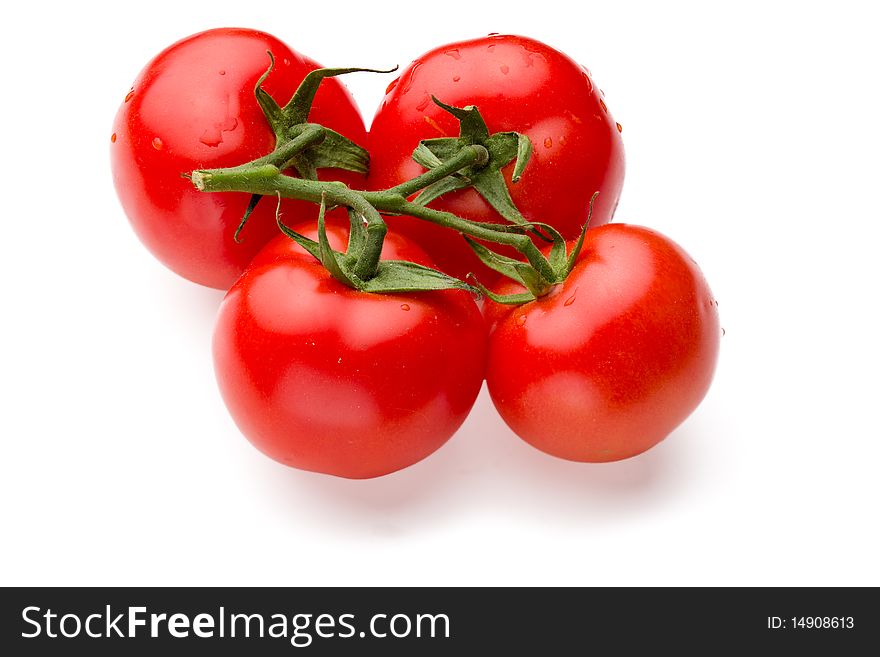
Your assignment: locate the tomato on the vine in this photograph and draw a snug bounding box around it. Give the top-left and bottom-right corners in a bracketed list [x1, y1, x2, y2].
[111, 28, 366, 289]
[213, 223, 487, 479]
[368, 34, 625, 279]
[486, 224, 720, 462]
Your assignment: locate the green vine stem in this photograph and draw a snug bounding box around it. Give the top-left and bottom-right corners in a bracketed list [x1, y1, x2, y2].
[215, 124, 327, 181]
[189, 145, 551, 283]
[383, 143, 488, 198]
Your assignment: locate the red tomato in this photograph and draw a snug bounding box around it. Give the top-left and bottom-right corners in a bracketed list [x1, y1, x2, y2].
[213, 224, 487, 479]
[367, 34, 625, 279]
[486, 224, 720, 462]
[111, 28, 366, 289]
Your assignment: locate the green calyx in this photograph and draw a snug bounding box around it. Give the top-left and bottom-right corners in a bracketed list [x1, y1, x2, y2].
[233, 58, 395, 242]
[255, 54, 394, 179]
[410, 98, 533, 227]
[466, 192, 600, 304]
[274, 194, 476, 295]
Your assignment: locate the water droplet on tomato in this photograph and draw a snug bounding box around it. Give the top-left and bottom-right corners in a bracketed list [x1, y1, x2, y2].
[579, 68, 593, 93]
[488, 32, 500, 36]
[487, 44, 496, 52]
[616, 122, 623, 133]
[218, 69, 226, 76]
[416, 95, 430, 111]
[110, 133, 117, 143]
[445, 49, 461, 60]
[151, 137, 163, 150]
[124, 89, 134, 103]
[400, 303, 410, 311]
[401, 62, 421, 94]
[544, 137, 553, 149]
[500, 64, 510, 75]
[521, 44, 541, 67]
[199, 117, 239, 147]
[599, 99, 608, 113]
[564, 294, 576, 307]
[385, 77, 399, 94]
[452, 75, 461, 82]
[516, 314, 527, 326]
[283, 58, 291, 66]
[200, 128, 222, 147]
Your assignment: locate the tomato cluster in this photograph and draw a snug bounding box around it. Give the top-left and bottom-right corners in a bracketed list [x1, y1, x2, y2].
[112, 28, 720, 479]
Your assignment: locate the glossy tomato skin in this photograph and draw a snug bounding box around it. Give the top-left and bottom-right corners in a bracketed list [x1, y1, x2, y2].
[213, 226, 487, 479]
[486, 224, 720, 463]
[368, 34, 625, 279]
[111, 28, 367, 289]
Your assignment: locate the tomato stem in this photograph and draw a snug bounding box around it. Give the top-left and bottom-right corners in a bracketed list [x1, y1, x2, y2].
[383, 144, 488, 198]
[191, 143, 546, 285]
[391, 200, 556, 284]
[189, 120, 560, 294]
[191, 164, 538, 257]
[345, 193, 387, 281]
[270, 124, 327, 169]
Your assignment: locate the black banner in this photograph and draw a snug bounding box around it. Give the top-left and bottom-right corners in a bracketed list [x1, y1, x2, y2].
[1, 587, 874, 654]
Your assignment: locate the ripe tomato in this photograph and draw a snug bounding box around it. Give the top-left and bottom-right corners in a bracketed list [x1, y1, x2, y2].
[213, 224, 487, 479]
[367, 34, 625, 279]
[486, 224, 720, 462]
[111, 28, 366, 289]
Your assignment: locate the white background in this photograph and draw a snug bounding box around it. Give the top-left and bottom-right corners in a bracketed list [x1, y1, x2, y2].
[1, 1, 878, 586]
